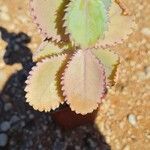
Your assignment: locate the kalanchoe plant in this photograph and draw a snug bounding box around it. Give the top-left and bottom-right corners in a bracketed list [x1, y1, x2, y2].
[25, 0, 135, 115]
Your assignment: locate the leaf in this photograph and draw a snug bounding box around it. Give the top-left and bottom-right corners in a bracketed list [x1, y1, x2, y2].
[33, 41, 68, 62]
[25, 55, 67, 112]
[92, 49, 119, 78]
[30, 0, 64, 41]
[62, 50, 106, 114]
[95, 1, 136, 48]
[64, 0, 108, 48]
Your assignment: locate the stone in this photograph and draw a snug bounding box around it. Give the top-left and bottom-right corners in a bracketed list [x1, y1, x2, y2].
[128, 114, 137, 127]
[29, 113, 34, 120]
[123, 145, 130, 150]
[141, 28, 150, 36]
[0, 5, 8, 12]
[0, 121, 10, 132]
[0, 12, 10, 21]
[0, 133, 8, 147]
[4, 102, 12, 111]
[10, 115, 20, 124]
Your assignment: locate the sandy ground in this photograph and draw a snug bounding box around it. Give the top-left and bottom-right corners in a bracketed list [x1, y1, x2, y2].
[0, 0, 149, 150]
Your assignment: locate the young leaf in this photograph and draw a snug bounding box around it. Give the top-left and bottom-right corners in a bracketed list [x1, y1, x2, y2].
[64, 0, 108, 48]
[92, 49, 119, 78]
[33, 41, 68, 62]
[92, 49, 119, 86]
[62, 50, 106, 115]
[25, 55, 67, 112]
[95, 1, 135, 48]
[30, 0, 63, 41]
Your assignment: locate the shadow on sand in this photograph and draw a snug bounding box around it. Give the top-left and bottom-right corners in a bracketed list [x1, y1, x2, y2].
[0, 27, 111, 150]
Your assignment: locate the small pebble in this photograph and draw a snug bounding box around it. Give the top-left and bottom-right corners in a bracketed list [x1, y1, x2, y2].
[0, 72, 7, 82]
[123, 145, 130, 150]
[0, 12, 10, 21]
[128, 114, 137, 127]
[20, 121, 25, 127]
[0, 133, 8, 147]
[0, 62, 6, 69]
[29, 114, 34, 120]
[119, 121, 125, 129]
[53, 139, 65, 150]
[87, 138, 97, 148]
[4, 103, 12, 112]
[38, 144, 43, 149]
[141, 28, 150, 36]
[0, 121, 10, 132]
[75, 146, 80, 150]
[18, 15, 29, 23]
[10, 115, 20, 124]
[145, 66, 150, 77]
[0, 5, 8, 12]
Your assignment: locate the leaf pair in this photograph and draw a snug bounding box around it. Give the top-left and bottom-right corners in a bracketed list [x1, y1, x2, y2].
[25, 42, 118, 114]
[30, 0, 135, 48]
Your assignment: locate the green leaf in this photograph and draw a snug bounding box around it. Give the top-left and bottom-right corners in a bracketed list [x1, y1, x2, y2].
[64, 0, 108, 48]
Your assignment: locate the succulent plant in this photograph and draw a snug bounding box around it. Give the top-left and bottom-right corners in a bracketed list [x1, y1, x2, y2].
[25, 0, 135, 114]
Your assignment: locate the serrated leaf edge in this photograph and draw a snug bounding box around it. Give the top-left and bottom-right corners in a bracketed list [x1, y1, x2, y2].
[60, 50, 107, 115]
[29, 0, 61, 42]
[33, 40, 69, 62]
[95, 11, 136, 48]
[63, 0, 109, 49]
[25, 54, 67, 112]
[91, 48, 120, 87]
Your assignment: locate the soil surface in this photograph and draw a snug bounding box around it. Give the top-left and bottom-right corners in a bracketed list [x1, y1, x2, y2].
[0, 0, 150, 150]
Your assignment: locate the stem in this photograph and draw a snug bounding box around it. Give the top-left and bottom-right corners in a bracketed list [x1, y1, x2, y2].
[115, 0, 131, 16]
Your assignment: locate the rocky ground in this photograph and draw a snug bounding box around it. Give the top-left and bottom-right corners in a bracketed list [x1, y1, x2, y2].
[0, 0, 149, 150]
